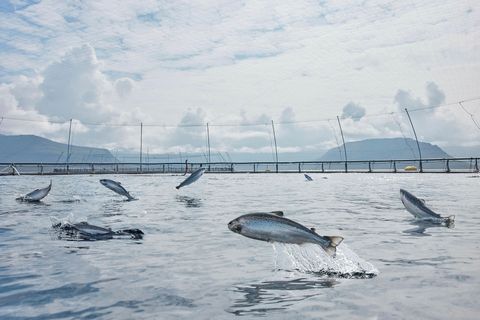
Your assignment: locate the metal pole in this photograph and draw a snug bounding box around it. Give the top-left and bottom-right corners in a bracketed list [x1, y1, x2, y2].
[140, 122, 143, 173]
[66, 118, 72, 174]
[336, 116, 348, 172]
[404, 108, 423, 172]
[271, 120, 279, 173]
[206, 123, 211, 171]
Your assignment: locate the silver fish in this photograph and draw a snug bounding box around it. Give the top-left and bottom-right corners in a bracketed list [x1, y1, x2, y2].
[304, 174, 313, 181]
[52, 221, 143, 241]
[100, 179, 135, 201]
[400, 189, 454, 225]
[228, 212, 343, 256]
[176, 167, 206, 189]
[16, 180, 52, 202]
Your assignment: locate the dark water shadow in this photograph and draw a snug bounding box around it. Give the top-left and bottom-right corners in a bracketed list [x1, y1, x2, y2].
[0, 288, 194, 320]
[176, 195, 202, 208]
[14, 199, 50, 206]
[305, 270, 377, 279]
[54, 198, 83, 204]
[227, 277, 337, 316]
[403, 219, 454, 237]
[0, 278, 117, 307]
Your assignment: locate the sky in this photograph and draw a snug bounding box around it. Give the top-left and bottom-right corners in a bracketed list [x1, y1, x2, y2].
[0, 0, 479, 159]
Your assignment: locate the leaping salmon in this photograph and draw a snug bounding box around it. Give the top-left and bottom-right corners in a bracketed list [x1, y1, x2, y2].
[400, 189, 454, 226]
[176, 167, 206, 189]
[228, 212, 343, 256]
[100, 179, 136, 201]
[16, 180, 52, 202]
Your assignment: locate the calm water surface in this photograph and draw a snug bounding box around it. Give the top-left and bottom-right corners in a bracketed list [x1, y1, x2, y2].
[0, 173, 479, 319]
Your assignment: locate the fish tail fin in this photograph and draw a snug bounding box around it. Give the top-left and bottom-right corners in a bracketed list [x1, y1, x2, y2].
[324, 236, 344, 257]
[445, 215, 455, 227]
[117, 229, 144, 239]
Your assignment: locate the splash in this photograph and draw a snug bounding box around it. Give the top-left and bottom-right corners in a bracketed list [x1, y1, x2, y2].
[272, 243, 378, 278]
[50, 212, 76, 226]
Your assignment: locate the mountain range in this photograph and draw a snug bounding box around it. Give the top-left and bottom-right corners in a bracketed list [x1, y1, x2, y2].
[0, 134, 116, 163]
[320, 138, 451, 161]
[0, 134, 475, 163]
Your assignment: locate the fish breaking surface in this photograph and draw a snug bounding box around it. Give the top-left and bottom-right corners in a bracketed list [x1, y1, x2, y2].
[273, 243, 378, 278]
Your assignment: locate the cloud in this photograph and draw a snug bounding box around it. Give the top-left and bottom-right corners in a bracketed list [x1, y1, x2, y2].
[1, 1, 479, 156]
[164, 108, 207, 152]
[0, 80, 63, 136]
[114, 77, 134, 98]
[394, 81, 446, 112]
[0, 44, 143, 149]
[392, 81, 479, 147]
[37, 44, 114, 122]
[341, 102, 366, 121]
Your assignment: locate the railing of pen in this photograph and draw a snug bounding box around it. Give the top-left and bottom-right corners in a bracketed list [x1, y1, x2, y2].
[0, 158, 479, 175]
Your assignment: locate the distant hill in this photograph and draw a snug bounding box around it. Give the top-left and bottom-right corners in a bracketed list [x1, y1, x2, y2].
[320, 138, 451, 161]
[0, 134, 117, 163]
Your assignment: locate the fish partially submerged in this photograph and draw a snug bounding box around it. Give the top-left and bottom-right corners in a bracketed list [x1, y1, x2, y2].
[304, 174, 313, 181]
[228, 212, 343, 256]
[100, 179, 135, 201]
[52, 221, 144, 241]
[16, 180, 52, 202]
[176, 167, 206, 189]
[400, 189, 454, 226]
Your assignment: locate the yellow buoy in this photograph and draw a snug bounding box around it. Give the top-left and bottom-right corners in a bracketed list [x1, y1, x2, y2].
[404, 165, 418, 172]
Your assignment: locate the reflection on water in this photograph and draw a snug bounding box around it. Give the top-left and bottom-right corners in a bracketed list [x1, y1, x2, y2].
[102, 201, 127, 216]
[228, 277, 337, 316]
[176, 195, 202, 208]
[15, 200, 50, 206]
[403, 219, 455, 236]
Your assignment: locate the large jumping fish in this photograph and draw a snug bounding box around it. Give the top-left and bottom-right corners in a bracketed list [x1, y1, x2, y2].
[16, 180, 52, 202]
[176, 167, 206, 189]
[100, 179, 136, 201]
[400, 189, 455, 225]
[52, 221, 143, 241]
[228, 212, 343, 256]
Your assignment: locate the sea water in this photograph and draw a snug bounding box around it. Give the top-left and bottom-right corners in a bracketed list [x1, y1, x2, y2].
[0, 173, 479, 319]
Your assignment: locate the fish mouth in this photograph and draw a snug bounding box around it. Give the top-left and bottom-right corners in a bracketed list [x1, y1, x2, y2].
[228, 220, 242, 233]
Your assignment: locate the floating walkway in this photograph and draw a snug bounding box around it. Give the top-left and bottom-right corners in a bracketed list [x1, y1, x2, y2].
[0, 157, 478, 175]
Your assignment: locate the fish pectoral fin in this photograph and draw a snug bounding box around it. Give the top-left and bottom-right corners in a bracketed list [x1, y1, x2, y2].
[270, 211, 284, 216]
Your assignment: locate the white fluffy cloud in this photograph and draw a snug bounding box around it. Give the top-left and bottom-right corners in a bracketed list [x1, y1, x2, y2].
[1, 1, 479, 156]
[341, 102, 366, 121]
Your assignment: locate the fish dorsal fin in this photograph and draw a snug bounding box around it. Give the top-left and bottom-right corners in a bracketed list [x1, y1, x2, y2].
[310, 227, 316, 232]
[420, 198, 425, 204]
[270, 211, 284, 217]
